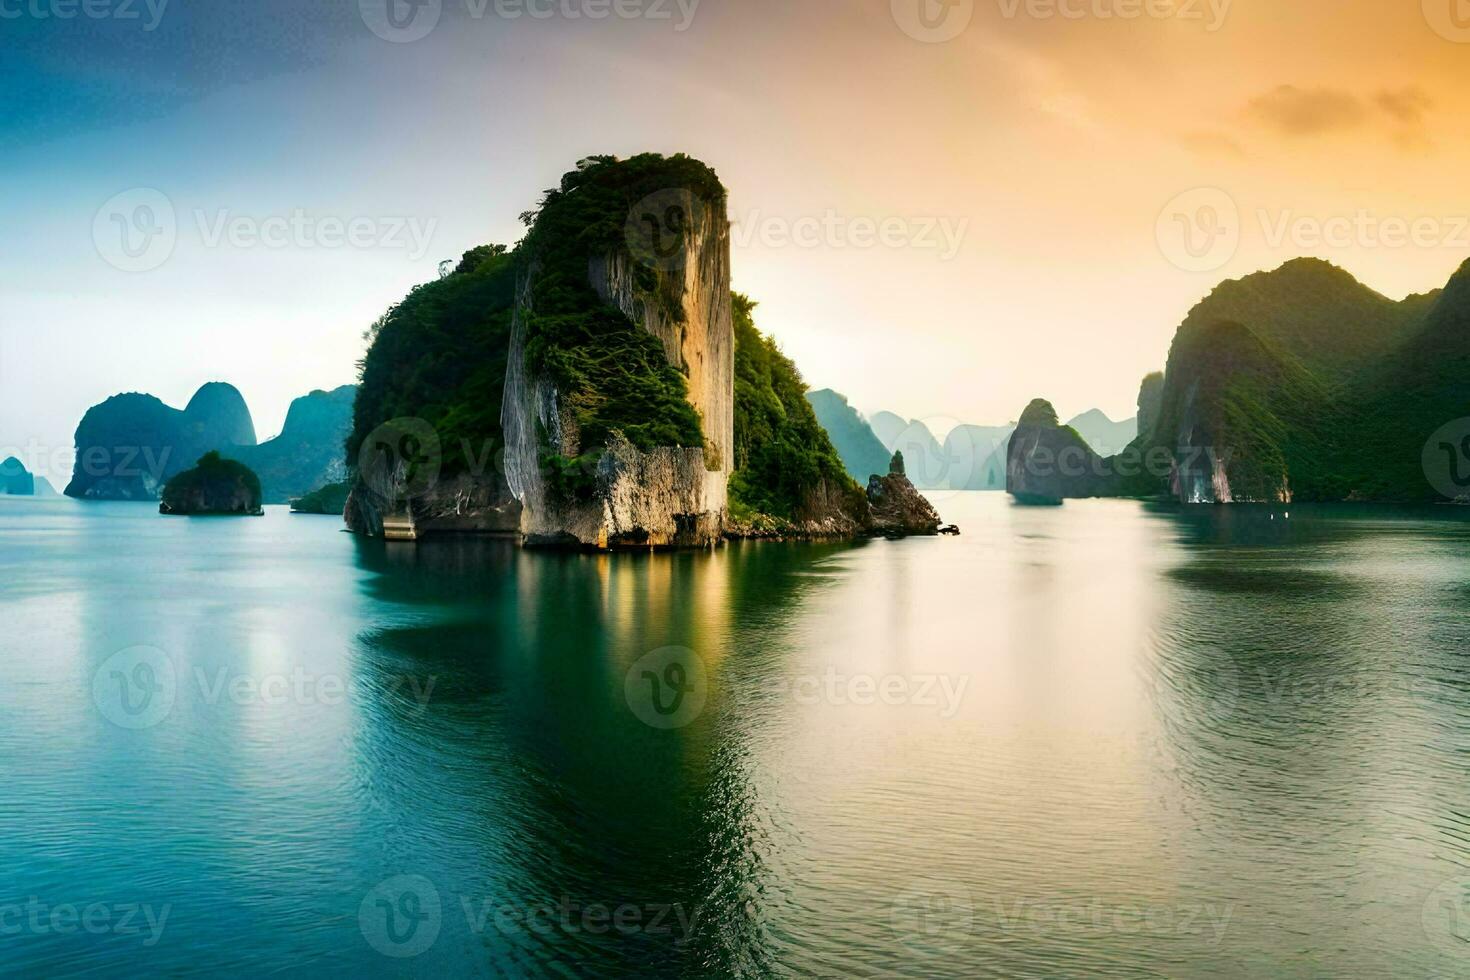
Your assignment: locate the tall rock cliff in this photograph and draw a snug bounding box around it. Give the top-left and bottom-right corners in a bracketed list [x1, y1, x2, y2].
[236, 385, 355, 503]
[501, 157, 732, 548]
[1136, 371, 1164, 445]
[1006, 399, 1120, 502]
[344, 155, 939, 544]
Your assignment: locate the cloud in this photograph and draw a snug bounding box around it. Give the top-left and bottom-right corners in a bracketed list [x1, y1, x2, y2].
[1235, 83, 1436, 152]
[1245, 85, 1367, 136]
[1375, 86, 1433, 125]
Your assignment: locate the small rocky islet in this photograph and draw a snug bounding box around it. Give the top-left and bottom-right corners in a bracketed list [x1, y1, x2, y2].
[158, 452, 264, 517]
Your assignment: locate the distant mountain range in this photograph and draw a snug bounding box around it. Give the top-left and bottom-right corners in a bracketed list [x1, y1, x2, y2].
[809, 395, 1136, 491]
[64, 383, 355, 504]
[1007, 257, 1470, 504]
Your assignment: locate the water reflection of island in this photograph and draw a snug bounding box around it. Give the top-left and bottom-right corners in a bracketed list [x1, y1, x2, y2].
[347, 537, 853, 974]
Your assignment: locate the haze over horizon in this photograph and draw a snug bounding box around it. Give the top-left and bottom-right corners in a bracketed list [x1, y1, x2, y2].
[5, 0, 1469, 481]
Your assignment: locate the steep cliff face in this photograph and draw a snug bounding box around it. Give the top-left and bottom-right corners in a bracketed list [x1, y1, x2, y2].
[501, 158, 731, 548]
[345, 244, 520, 537]
[1151, 319, 1323, 504]
[345, 155, 938, 544]
[1006, 399, 1120, 502]
[65, 392, 192, 500]
[1136, 372, 1164, 445]
[237, 385, 355, 503]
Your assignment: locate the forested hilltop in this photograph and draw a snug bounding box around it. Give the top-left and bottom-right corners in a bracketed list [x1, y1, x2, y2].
[1007, 257, 1470, 504]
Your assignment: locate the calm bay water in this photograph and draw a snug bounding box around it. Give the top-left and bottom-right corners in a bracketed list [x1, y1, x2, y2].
[1, 492, 1468, 977]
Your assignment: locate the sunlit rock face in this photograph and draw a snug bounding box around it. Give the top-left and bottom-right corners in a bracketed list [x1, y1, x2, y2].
[503, 190, 733, 549]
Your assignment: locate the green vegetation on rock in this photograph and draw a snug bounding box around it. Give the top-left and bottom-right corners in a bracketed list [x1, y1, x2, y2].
[516, 154, 714, 454]
[160, 451, 263, 516]
[728, 294, 864, 523]
[349, 244, 519, 475]
[349, 155, 719, 488]
[291, 481, 350, 515]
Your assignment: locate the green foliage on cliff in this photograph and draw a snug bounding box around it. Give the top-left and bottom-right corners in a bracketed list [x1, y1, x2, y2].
[1130, 258, 1470, 502]
[349, 244, 519, 473]
[518, 154, 716, 453]
[349, 155, 720, 487]
[728, 294, 864, 522]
